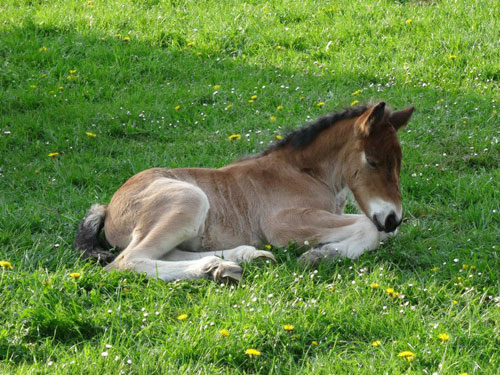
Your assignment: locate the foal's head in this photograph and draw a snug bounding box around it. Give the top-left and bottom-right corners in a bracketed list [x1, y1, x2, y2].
[346, 102, 414, 233]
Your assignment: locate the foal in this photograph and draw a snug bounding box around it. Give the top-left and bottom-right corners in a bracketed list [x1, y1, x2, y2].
[74, 102, 414, 282]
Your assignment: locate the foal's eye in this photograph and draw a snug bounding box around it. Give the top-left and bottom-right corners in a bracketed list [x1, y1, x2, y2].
[367, 159, 378, 168]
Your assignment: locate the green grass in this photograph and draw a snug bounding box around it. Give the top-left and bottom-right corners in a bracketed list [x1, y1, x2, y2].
[0, 0, 499, 373]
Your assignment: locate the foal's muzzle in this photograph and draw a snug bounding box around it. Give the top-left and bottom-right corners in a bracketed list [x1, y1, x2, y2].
[373, 211, 402, 233]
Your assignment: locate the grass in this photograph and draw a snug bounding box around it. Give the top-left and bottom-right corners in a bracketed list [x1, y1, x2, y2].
[0, 0, 499, 373]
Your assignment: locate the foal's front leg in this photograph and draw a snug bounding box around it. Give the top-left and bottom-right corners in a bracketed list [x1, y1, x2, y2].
[264, 209, 383, 266]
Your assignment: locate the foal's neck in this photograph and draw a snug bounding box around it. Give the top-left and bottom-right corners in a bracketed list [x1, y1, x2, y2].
[280, 120, 355, 195]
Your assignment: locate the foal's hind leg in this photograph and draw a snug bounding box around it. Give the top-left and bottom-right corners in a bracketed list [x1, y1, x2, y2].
[161, 245, 276, 263]
[105, 181, 242, 282]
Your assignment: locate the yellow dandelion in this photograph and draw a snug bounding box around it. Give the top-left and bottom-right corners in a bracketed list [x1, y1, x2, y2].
[316, 102, 325, 108]
[245, 348, 261, 356]
[177, 314, 188, 321]
[370, 282, 379, 289]
[462, 264, 468, 270]
[386, 288, 394, 295]
[48, 152, 59, 157]
[225, 104, 232, 110]
[352, 89, 362, 96]
[438, 333, 450, 342]
[470, 265, 476, 270]
[452, 300, 458, 305]
[123, 288, 130, 293]
[213, 85, 220, 90]
[251, 95, 257, 100]
[115, 34, 122, 38]
[248, 99, 254, 104]
[431, 267, 439, 272]
[371, 340, 381, 347]
[397, 350, 416, 362]
[449, 55, 457, 60]
[311, 341, 318, 346]
[276, 45, 282, 50]
[270, 116, 277, 121]
[99, 37, 106, 41]
[457, 276, 462, 281]
[228, 134, 241, 141]
[351, 100, 359, 106]
[277, 105, 283, 110]
[459, 373, 469, 375]
[86, 131, 97, 138]
[265, 244, 272, 250]
[175, 105, 181, 111]
[39, 47, 48, 52]
[283, 324, 294, 331]
[30, 85, 37, 89]
[69, 69, 77, 74]
[187, 42, 195, 47]
[0, 261, 13, 269]
[275, 135, 282, 140]
[58, 86, 64, 91]
[392, 291, 399, 298]
[219, 329, 230, 337]
[406, 18, 413, 24]
[66, 75, 76, 81]
[123, 36, 130, 42]
[299, 96, 305, 101]
[69, 272, 81, 278]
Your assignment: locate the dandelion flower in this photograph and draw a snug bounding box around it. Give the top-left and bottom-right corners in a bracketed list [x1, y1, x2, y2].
[275, 135, 282, 140]
[248, 99, 254, 104]
[283, 324, 294, 331]
[438, 333, 450, 342]
[58, 86, 64, 91]
[406, 18, 413, 24]
[397, 350, 416, 362]
[299, 96, 305, 101]
[372, 340, 381, 347]
[228, 134, 241, 141]
[449, 55, 457, 60]
[0, 261, 13, 269]
[462, 264, 468, 270]
[123, 37, 130, 42]
[213, 85, 220, 90]
[175, 105, 181, 111]
[431, 267, 439, 272]
[251, 95, 257, 100]
[386, 288, 394, 295]
[316, 102, 325, 108]
[187, 42, 195, 47]
[48, 152, 60, 157]
[276, 45, 282, 50]
[277, 105, 283, 110]
[470, 265, 476, 270]
[311, 341, 318, 346]
[452, 300, 458, 305]
[39, 47, 48, 52]
[245, 348, 261, 356]
[351, 100, 359, 106]
[69, 69, 77, 74]
[265, 244, 272, 250]
[270, 116, 277, 121]
[69, 272, 81, 278]
[225, 104, 232, 110]
[67, 75, 76, 81]
[352, 89, 362, 96]
[86, 131, 97, 138]
[177, 314, 188, 321]
[370, 282, 379, 289]
[115, 34, 122, 38]
[219, 329, 230, 337]
[30, 85, 37, 89]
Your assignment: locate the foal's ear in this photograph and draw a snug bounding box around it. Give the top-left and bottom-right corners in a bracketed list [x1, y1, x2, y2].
[389, 106, 415, 131]
[355, 102, 386, 137]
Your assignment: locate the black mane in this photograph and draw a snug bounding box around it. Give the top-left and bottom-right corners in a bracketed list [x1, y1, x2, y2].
[262, 105, 368, 155]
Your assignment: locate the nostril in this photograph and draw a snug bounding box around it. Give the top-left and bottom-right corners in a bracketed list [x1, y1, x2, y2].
[385, 212, 397, 232]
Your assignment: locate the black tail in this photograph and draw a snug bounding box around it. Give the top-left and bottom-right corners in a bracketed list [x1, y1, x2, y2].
[74, 204, 115, 265]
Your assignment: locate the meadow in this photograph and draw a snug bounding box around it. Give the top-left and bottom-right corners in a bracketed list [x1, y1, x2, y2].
[0, 0, 499, 374]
